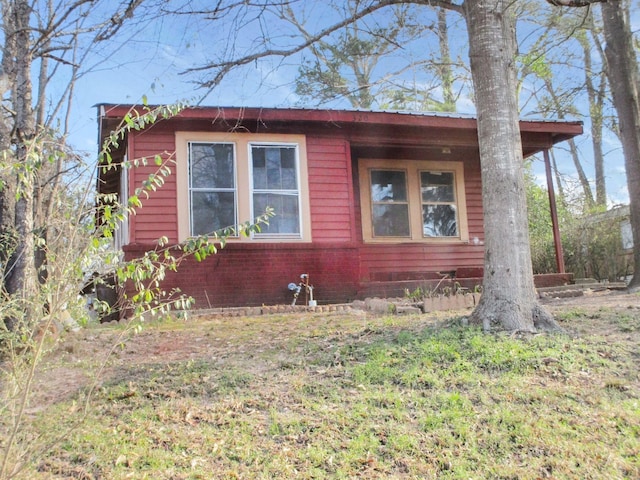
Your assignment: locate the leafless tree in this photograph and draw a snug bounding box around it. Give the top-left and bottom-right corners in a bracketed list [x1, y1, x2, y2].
[543, 0, 639, 288]
[0, 0, 157, 331]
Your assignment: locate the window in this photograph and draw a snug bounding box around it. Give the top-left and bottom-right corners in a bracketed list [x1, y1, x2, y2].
[359, 159, 468, 243]
[176, 132, 310, 242]
[251, 144, 300, 236]
[421, 171, 458, 237]
[370, 170, 410, 237]
[188, 142, 236, 236]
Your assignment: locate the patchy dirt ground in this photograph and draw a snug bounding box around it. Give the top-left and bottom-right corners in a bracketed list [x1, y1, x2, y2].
[26, 288, 640, 414]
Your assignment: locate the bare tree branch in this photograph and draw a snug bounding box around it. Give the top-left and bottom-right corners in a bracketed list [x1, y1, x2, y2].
[94, 0, 146, 41]
[182, 0, 463, 90]
[545, 0, 606, 6]
[30, 0, 94, 54]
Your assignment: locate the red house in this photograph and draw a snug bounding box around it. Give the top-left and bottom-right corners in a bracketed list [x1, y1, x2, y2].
[98, 105, 582, 308]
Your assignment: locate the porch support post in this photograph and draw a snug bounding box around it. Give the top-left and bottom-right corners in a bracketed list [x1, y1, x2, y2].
[543, 148, 565, 273]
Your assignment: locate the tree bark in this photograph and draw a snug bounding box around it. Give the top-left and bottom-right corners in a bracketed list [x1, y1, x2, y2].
[577, 23, 607, 207]
[600, 0, 640, 290]
[3, 0, 37, 330]
[0, 0, 150, 332]
[436, 7, 456, 111]
[465, 0, 559, 332]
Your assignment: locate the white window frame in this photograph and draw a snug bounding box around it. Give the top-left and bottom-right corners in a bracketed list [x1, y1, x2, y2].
[419, 170, 460, 238]
[358, 158, 469, 243]
[187, 141, 238, 237]
[249, 142, 303, 239]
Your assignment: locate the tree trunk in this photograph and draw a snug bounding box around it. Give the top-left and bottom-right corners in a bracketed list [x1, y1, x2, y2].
[436, 7, 456, 112]
[465, 0, 559, 332]
[543, 77, 595, 208]
[577, 24, 607, 207]
[600, 0, 640, 290]
[0, 1, 17, 277]
[3, 0, 37, 329]
[550, 150, 566, 203]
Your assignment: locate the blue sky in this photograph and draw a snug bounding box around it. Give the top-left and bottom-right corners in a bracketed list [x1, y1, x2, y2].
[65, 0, 631, 207]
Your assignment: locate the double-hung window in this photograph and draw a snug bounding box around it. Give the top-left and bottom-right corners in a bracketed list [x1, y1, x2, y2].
[188, 142, 237, 236]
[250, 144, 300, 236]
[421, 171, 458, 237]
[177, 132, 310, 242]
[359, 159, 468, 243]
[370, 169, 410, 237]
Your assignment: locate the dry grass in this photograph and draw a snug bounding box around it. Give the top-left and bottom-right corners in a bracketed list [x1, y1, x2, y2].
[8, 292, 640, 479]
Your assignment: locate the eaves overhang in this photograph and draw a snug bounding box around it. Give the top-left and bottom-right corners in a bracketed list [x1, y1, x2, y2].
[97, 104, 583, 157]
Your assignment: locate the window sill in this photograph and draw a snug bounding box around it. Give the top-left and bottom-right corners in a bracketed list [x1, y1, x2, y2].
[363, 237, 470, 244]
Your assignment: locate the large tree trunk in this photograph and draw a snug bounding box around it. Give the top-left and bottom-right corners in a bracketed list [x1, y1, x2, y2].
[465, 0, 559, 332]
[0, 1, 17, 276]
[600, 0, 640, 291]
[3, 0, 37, 329]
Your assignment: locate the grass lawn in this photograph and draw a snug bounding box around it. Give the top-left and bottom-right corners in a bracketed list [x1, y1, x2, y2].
[6, 293, 640, 479]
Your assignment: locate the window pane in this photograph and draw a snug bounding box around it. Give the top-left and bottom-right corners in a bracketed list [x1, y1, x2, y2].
[254, 193, 300, 234]
[423, 204, 458, 237]
[252, 146, 297, 190]
[370, 170, 407, 202]
[190, 143, 234, 189]
[372, 204, 410, 237]
[421, 171, 454, 202]
[281, 164, 297, 190]
[252, 147, 265, 168]
[191, 192, 236, 236]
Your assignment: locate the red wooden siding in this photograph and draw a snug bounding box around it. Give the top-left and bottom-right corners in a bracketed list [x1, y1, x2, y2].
[123, 243, 360, 307]
[121, 124, 487, 307]
[128, 127, 179, 243]
[306, 136, 355, 243]
[463, 159, 484, 240]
